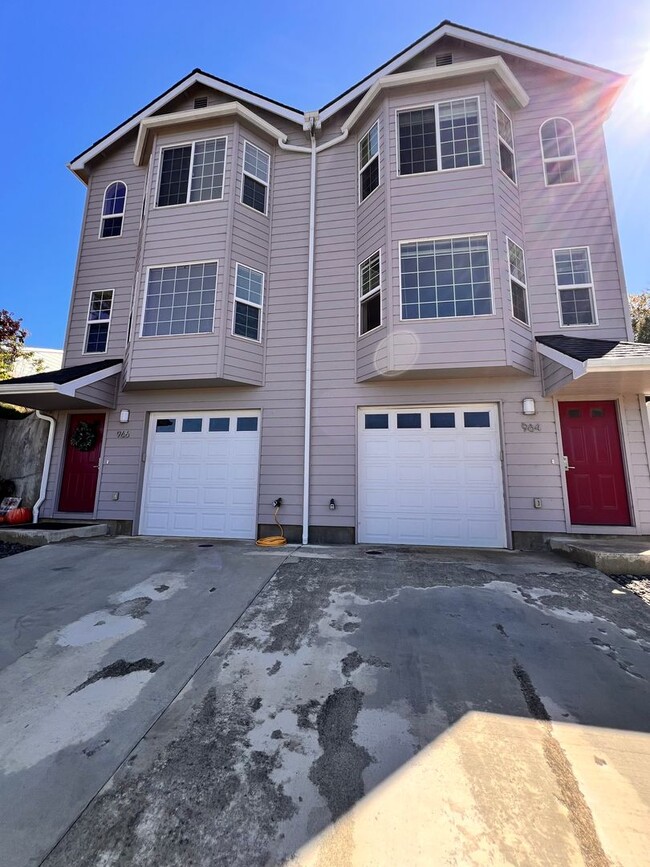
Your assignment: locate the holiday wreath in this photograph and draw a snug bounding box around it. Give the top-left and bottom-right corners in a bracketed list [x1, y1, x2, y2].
[70, 421, 98, 452]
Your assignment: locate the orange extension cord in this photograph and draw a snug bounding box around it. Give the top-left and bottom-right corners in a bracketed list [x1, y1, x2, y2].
[256, 505, 287, 547]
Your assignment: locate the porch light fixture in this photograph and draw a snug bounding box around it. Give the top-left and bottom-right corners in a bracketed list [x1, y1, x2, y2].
[522, 398, 536, 416]
[119, 409, 130, 423]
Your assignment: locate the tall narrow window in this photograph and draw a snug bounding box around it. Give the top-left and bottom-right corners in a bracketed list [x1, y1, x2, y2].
[359, 121, 379, 202]
[540, 118, 579, 186]
[157, 138, 226, 207]
[554, 247, 595, 326]
[496, 105, 516, 183]
[359, 251, 381, 334]
[85, 290, 113, 353]
[142, 262, 217, 336]
[233, 263, 264, 341]
[100, 182, 127, 238]
[241, 142, 270, 214]
[398, 98, 482, 175]
[507, 239, 528, 324]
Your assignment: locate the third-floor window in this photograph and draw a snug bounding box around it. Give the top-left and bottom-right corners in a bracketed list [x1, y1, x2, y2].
[241, 141, 270, 214]
[398, 97, 482, 175]
[359, 121, 380, 202]
[157, 137, 227, 207]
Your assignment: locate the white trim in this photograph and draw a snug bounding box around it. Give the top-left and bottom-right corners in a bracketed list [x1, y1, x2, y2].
[320, 23, 618, 122]
[398, 232, 495, 322]
[232, 262, 265, 343]
[395, 95, 484, 177]
[154, 135, 227, 209]
[539, 117, 580, 187]
[33, 411, 55, 523]
[535, 342, 586, 378]
[83, 289, 114, 355]
[99, 181, 127, 239]
[552, 245, 598, 327]
[240, 140, 270, 217]
[139, 260, 219, 339]
[69, 74, 302, 180]
[358, 120, 381, 204]
[358, 248, 383, 336]
[495, 102, 517, 186]
[0, 363, 123, 402]
[505, 236, 529, 326]
[58, 363, 123, 395]
[586, 357, 650, 372]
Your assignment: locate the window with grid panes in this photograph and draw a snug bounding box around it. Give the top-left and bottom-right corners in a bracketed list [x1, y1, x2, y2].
[359, 122, 379, 201]
[142, 263, 217, 336]
[233, 264, 264, 341]
[554, 247, 595, 325]
[100, 182, 127, 237]
[398, 97, 482, 175]
[507, 239, 528, 324]
[496, 105, 516, 183]
[359, 251, 381, 334]
[157, 138, 226, 206]
[540, 119, 578, 185]
[85, 290, 113, 353]
[241, 142, 270, 214]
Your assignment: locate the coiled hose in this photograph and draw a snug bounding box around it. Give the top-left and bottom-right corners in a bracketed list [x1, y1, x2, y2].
[256, 505, 287, 547]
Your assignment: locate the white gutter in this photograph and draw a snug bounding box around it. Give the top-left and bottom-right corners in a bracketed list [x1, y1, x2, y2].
[33, 411, 55, 523]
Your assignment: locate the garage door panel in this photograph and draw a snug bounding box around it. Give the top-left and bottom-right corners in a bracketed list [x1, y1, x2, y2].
[140, 412, 260, 539]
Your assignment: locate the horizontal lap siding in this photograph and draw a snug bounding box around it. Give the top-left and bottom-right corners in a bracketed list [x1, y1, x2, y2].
[623, 397, 650, 531]
[75, 376, 119, 407]
[541, 357, 573, 393]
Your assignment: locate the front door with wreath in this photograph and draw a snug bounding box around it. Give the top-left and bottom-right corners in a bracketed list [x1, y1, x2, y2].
[58, 413, 105, 512]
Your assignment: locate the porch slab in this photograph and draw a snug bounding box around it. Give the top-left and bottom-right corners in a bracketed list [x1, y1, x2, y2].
[549, 535, 650, 575]
[0, 523, 109, 547]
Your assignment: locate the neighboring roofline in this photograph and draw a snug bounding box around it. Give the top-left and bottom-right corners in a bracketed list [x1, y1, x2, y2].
[536, 339, 650, 394]
[0, 362, 122, 409]
[68, 70, 305, 183]
[318, 20, 625, 121]
[342, 57, 528, 132]
[134, 103, 289, 166]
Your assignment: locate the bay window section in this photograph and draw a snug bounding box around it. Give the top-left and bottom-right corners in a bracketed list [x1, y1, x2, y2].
[233, 263, 264, 341]
[359, 250, 381, 334]
[398, 97, 482, 175]
[400, 235, 492, 320]
[142, 262, 217, 336]
[554, 247, 596, 325]
[157, 137, 226, 207]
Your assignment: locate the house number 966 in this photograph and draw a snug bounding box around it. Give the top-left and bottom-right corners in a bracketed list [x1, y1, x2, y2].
[116, 430, 131, 438]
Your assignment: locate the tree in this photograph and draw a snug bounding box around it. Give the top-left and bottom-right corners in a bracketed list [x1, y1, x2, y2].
[0, 309, 30, 380]
[629, 293, 650, 344]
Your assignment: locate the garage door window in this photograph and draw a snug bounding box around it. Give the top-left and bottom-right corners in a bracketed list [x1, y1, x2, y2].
[209, 418, 230, 432]
[397, 413, 421, 429]
[237, 417, 258, 431]
[464, 411, 490, 427]
[181, 418, 202, 432]
[156, 418, 176, 432]
[430, 412, 455, 428]
[365, 413, 389, 429]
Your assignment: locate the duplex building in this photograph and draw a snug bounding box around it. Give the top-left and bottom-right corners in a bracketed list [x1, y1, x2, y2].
[4, 20, 650, 548]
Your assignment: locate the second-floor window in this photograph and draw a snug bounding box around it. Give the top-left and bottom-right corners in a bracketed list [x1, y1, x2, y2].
[496, 105, 516, 184]
[85, 290, 113, 353]
[554, 247, 596, 326]
[157, 138, 226, 207]
[100, 182, 127, 238]
[401, 235, 492, 320]
[359, 121, 380, 202]
[233, 263, 264, 341]
[359, 250, 381, 334]
[540, 118, 579, 186]
[142, 262, 217, 336]
[507, 239, 528, 325]
[398, 97, 482, 175]
[241, 142, 270, 214]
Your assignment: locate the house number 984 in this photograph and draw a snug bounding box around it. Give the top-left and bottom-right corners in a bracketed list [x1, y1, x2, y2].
[116, 430, 131, 438]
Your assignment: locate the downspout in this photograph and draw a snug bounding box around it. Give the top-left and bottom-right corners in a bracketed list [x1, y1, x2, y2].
[33, 410, 56, 523]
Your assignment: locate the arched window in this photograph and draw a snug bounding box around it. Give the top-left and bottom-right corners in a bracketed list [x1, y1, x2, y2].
[540, 118, 579, 186]
[100, 181, 127, 238]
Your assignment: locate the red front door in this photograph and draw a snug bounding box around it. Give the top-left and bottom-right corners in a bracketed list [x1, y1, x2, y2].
[559, 400, 630, 526]
[58, 414, 105, 513]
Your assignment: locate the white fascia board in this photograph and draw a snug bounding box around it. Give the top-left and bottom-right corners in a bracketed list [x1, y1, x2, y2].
[68, 73, 303, 182]
[319, 22, 621, 122]
[0, 383, 59, 395]
[535, 342, 586, 378]
[586, 357, 650, 372]
[58, 363, 123, 396]
[342, 57, 528, 132]
[134, 103, 289, 166]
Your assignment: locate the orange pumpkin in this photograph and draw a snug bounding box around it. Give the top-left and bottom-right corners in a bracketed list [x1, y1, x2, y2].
[5, 508, 32, 525]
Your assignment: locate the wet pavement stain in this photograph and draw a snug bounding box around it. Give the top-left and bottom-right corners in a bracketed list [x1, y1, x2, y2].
[69, 659, 164, 695]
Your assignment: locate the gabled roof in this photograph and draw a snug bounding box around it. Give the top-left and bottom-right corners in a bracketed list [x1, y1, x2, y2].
[536, 335, 650, 362]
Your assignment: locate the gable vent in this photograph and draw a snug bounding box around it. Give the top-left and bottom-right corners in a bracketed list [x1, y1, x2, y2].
[194, 96, 208, 109]
[435, 53, 453, 67]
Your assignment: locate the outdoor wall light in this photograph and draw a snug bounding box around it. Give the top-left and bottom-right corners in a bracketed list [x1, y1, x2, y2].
[522, 398, 536, 416]
[329, 498, 336, 510]
[119, 410, 130, 423]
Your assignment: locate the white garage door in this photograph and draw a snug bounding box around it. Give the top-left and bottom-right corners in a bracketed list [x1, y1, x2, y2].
[139, 411, 261, 539]
[358, 405, 506, 548]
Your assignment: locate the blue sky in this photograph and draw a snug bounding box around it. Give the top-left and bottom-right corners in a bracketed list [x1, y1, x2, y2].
[1, 0, 649, 348]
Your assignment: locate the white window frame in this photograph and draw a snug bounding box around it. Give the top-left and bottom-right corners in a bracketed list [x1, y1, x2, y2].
[398, 232, 494, 322]
[155, 137, 227, 209]
[495, 103, 516, 185]
[553, 246, 598, 327]
[99, 181, 127, 239]
[240, 141, 270, 216]
[83, 289, 114, 355]
[232, 262, 265, 343]
[506, 237, 529, 327]
[358, 249, 382, 336]
[359, 120, 380, 204]
[395, 96, 484, 178]
[539, 118, 580, 187]
[139, 259, 219, 338]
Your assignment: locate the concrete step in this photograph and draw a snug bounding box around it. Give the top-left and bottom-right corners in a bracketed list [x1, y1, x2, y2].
[0, 523, 109, 547]
[549, 535, 650, 576]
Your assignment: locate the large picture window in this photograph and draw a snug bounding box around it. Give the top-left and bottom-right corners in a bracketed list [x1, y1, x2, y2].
[359, 121, 380, 202]
[400, 235, 492, 320]
[359, 250, 381, 334]
[554, 247, 596, 326]
[142, 262, 217, 336]
[398, 97, 482, 175]
[157, 138, 226, 207]
[85, 290, 113, 353]
[507, 238, 528, 324]
[241, 141, 270, 214]
[233, 263, 264, 341]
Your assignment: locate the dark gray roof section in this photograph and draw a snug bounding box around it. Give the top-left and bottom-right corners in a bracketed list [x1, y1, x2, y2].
[537, 335, 650, 362]
[2, 358, 122, 386]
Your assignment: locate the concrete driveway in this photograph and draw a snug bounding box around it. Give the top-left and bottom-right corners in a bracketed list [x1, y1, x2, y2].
[2, 541, 650, 866]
